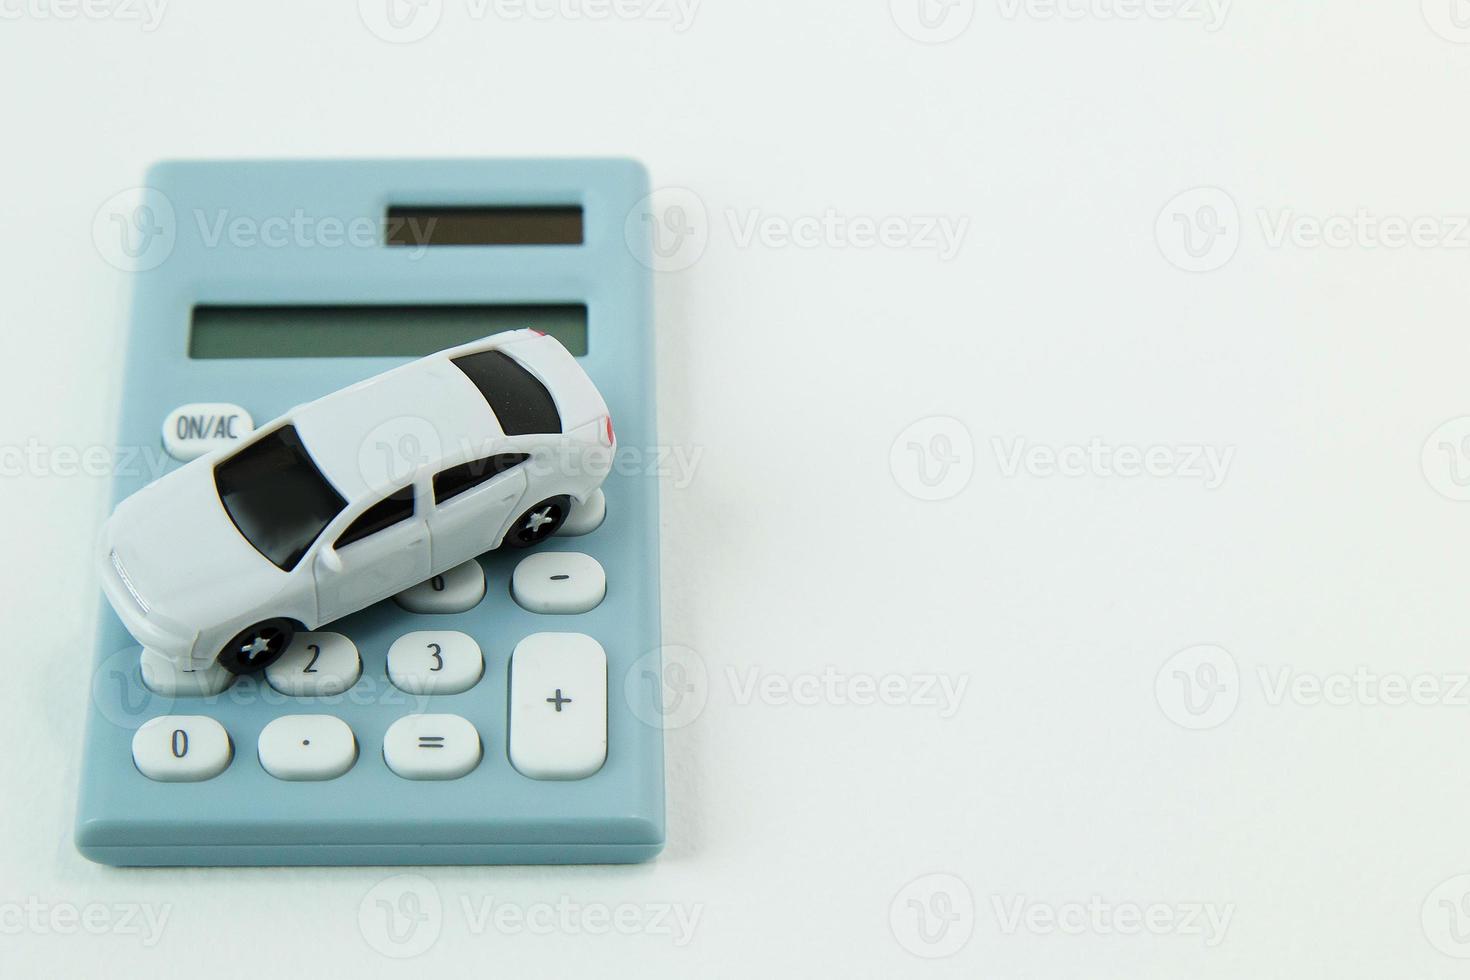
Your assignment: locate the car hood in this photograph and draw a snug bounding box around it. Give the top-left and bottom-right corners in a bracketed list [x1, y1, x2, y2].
[103, 461, 294, 628]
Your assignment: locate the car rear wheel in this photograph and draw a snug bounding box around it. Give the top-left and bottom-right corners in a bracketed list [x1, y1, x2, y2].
[504, 496, 571, 548]
[218, 618, 296, 674]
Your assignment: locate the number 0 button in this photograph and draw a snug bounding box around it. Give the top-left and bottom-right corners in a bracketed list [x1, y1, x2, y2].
[266, 632, 361, 697]
[132, 716, 232, 782]
[511, 552, 606, 614]
[387, 631, 483, 695]
[394, 560, 486, 614]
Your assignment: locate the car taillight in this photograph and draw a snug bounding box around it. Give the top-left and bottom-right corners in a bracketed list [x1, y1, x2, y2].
[601, 415, 615, 447]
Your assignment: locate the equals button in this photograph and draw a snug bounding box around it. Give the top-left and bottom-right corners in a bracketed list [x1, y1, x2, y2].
[384, 715, 482, 780]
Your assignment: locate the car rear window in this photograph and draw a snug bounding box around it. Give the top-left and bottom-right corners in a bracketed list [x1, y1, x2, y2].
[451, 349, 562, 435]
[215, 425, 346, 571]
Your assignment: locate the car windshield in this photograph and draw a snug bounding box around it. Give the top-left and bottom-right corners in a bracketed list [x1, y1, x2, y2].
[214, 425, 346, 571]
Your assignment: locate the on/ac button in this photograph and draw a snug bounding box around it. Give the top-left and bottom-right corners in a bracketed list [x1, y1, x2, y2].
[162, 403, 254, 461]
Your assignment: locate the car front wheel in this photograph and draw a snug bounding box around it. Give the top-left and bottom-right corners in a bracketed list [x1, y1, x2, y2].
[217, 618, 296, 674]
[504, 496, 571, 548]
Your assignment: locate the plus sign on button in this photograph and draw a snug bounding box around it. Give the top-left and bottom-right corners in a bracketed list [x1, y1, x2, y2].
[509, 633, 607, 780]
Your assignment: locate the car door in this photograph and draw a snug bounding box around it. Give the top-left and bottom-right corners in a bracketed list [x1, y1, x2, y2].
[313, 483, 431, 623]
[425, 452, 530, 569]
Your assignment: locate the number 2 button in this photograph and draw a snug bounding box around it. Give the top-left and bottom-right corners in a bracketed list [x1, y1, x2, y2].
[266, 632, 362, 697]
[387, 631, 483, 695]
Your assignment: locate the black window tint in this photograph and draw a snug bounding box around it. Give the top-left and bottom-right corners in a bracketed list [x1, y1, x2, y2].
[335, 486, 415, 548]
[433, 453, 530, 504]
[451, 349, 562, 435]
[215, 425, 346, 571]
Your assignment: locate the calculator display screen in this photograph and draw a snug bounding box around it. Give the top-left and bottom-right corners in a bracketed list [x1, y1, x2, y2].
[189, 305, 588, 358]
[386, 206, 583, 246]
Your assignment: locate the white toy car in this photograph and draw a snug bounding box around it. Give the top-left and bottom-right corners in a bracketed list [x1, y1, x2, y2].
[99, 329, 614, 674]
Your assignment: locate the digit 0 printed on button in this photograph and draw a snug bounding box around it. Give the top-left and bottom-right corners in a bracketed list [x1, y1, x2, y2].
[394, 560, 486, 614]
[132, 716, 232, 782]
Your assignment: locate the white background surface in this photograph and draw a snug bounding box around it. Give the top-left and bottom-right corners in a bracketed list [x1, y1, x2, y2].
[3, 1, 1470, 976]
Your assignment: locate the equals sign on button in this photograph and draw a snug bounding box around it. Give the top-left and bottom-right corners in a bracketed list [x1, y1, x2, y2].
[417, 736, 445, 749]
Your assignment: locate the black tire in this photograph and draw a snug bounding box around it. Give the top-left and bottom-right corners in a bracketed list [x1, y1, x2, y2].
[218, 618, 296, 674]
[504, 495, 572, 549]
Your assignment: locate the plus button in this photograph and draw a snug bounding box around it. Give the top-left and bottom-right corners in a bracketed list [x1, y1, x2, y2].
[546, 689, 573, 712]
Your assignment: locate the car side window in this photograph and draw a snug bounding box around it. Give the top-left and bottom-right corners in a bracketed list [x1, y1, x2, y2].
[433, 453, 530, 505]
[335, 486, 415, 548]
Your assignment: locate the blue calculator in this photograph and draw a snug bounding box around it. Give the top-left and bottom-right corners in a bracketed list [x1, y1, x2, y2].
[75, 159, 665, 866]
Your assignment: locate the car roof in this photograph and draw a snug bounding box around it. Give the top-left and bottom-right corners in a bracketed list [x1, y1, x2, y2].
[288, 352, 506, 505]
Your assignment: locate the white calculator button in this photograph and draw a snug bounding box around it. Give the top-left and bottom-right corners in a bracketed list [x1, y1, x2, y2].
[511, 552, 606, 615]
[387, 631, 484, 695]
[257, 715, 357, 781]
[508, 632, 607, 780]
[556, 489, 606, 536]
[383, 714, 482, 780]
[266, 632, 361, 697]
[139, 648, 235, 697]
[132, 716, 232, 782]
[394, 560, 486, 614]
[161, 403, 254, 461]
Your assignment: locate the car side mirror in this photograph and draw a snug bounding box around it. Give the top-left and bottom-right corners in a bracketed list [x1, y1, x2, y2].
[319, 544, 344, 573]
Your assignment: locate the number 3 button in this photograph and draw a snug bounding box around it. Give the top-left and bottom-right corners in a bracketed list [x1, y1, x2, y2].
[387, 631, 483, 695]
[266, 632, 361, 697]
